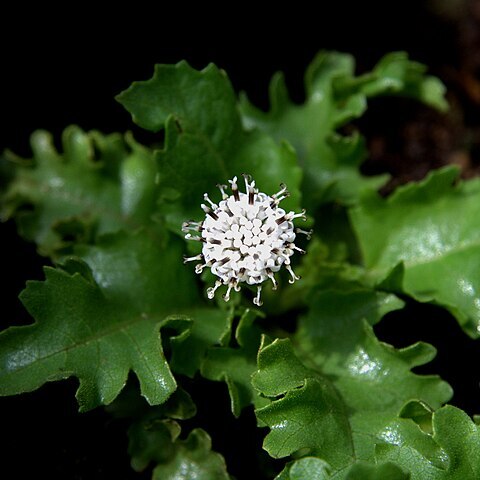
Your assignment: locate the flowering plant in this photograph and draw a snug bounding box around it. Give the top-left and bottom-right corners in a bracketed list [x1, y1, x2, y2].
[1, 52, 479, 479]
[183, 175, 309, 305]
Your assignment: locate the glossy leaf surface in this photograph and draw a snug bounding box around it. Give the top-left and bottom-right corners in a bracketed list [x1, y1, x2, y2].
[253, 289, 451, 477]
[0, 231, 202, 410]
[350, 167, 480, 337]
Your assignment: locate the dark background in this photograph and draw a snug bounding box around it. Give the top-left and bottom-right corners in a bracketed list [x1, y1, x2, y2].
[2, 2, 480, 478]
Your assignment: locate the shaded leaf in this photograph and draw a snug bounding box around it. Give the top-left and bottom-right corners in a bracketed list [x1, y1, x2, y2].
[201, 308, 266, 416]
[240, 51, 446, 208]
[152, 428, 231, 479]
[357, 52, 447, 110]
[399, 400, 435, 433]
[130, 419, 182, 472]
[168, 307, 234, 378]
[106, 384, 197, 422]
[128, 419, 230, 479]
[1, 127, 157, 256]
[350, 166, 480, 337]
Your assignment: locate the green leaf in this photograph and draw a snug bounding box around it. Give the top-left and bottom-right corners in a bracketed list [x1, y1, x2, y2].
[356, 52, 448, 111]
[276, 457, 332, 480]
[1, 127, 157, 256]
[129, 418, 182, 472]
[117, 61, 302, 230]
[376, 405, 480, 479]
[120, 388, 197, 470]
[399, 400, 435, 433]
[107, 384, 197, 422]
[350, 166, 480, 337]
[76, 231, 232, 380]
[129, 422, 230, 480]
[296, 290, 451, 462]
[262, 234, 365, 315]
[276, 458, 409, 480]
[117, 381, 230, 478]
[168, 307, 234, 378]
[254, 340, 354, 469]
[201, 308, 266, 416]
[296, 289, 404, 371]
[240, 51, 446, 208]
[253, 289, 451, 476]
[345, 462, 410, 479]
[0, 230, 202, 410]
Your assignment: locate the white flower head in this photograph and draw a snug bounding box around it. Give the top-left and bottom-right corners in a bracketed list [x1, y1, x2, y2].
[183, 174, 311, 306]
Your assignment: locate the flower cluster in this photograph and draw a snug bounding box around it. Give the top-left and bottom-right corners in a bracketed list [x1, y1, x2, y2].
[183, 175, 311, 306]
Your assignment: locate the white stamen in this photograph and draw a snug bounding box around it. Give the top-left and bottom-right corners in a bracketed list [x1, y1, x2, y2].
[223, 282, 234, 302]
[286, 264, 301, 284]
[286, 209, 307, 221]
[271, 193, 290, 206]
[184, 175, 310, 305]
[273, 183, 288, 198]
[217, 184, 228, 200]
[183, 254, 203, 264]
[185, 233, 204, 242]
[203, 193, 218, 209]
[207, 280, 222, 299]
[296, 228, 313, 240]
[182, 221, 203, 232]
[288, 243, 306, 254]
[195, 262, 209, 274]
[228, 176, 238, 189]
[253, 285, 263, 306]
[242, 173, 251, 192]
[266, 269, 278, 290]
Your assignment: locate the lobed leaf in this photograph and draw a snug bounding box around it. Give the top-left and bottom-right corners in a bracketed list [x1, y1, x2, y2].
[277, 458, 409, 480]
[350, 166, 480, 337]
[201, 308, 268, 416]
[240, 51, 446, 209]
[376, 405, 480, 479]
[0, 230, 223, 410]
[253, 289, 452, 477]
[117, 61, 303, 231]
[276, 457, 332, 480]
[344, 462, 410, 479]
[254, 342, 354, 468]
[129, 420, 231, 480]
[1, 127, 157, 257]
[168, 307, 234, 378]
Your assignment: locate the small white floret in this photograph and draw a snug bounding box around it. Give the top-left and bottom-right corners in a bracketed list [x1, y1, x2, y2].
[183, 175, 310, 305]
